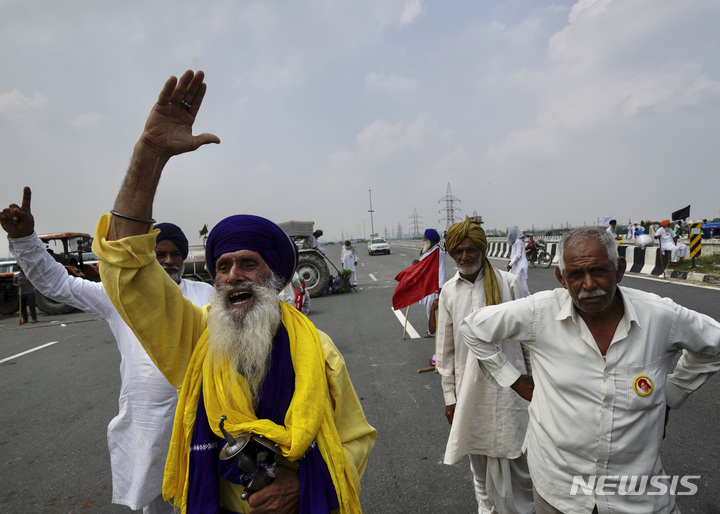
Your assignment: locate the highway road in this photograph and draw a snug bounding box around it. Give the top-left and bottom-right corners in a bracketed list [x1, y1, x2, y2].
[1, 242, 719, 513]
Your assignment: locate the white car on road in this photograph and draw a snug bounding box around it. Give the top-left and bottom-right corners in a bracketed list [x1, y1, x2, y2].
[367, 238, 391, 256]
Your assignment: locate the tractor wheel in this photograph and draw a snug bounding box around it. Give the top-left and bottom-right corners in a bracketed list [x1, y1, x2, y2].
[296, 252, 331, 298]
[0, 296, 19, 315]
[34, 291, 75, 315]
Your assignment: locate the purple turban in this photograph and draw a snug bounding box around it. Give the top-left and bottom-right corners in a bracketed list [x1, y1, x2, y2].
[424, 229, 440, 245]
[205, 215, 298, 285]
[155, 222, 189, 260]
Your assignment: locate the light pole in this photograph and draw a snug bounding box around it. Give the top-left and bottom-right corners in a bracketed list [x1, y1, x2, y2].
[368, 189, 375, 238]
[358, 218, 367, 240]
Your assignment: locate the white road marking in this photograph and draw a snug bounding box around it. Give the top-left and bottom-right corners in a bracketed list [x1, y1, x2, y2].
[0, 341, 60, 364]
[392, 308, 420, 339]
[369, 274, 377, 281]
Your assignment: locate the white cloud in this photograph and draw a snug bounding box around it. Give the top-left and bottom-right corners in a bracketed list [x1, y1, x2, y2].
[434, 145, 467, 174]
[351, 112, 446, 163]
[365, 72, 418, 92]
[356, 120, 406, 161]
[398, 0, 428, 27]
[0, 90, 46, 115]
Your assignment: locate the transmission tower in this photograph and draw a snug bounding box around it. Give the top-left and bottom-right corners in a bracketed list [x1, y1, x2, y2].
[396, 222, 403, 240]
[438, 182, 462, 230]
[408, 208, 423, 238]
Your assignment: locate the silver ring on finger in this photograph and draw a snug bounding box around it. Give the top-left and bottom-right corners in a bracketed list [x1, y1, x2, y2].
[179, 99, 192, 110]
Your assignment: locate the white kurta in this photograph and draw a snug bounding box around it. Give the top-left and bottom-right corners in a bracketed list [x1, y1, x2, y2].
[507, 239, 530, 297]
[437, 268, 533, 513]
[418, 245, 447, 319]
[340, 245, 358, 285]
[655, 226, 688, 263]
[10, 233, 213, 511]
[437, 268, 530, 463]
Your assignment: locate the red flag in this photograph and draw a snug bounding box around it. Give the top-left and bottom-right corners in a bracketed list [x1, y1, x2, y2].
[392, 247, 440, 310]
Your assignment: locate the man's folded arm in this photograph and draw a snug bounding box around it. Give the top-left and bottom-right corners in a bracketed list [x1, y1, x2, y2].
[459, 299, 535, 388]
[666, 305, 720, 409]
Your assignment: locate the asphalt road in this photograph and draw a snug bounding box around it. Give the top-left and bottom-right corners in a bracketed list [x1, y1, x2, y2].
[1, 243, 719, 513]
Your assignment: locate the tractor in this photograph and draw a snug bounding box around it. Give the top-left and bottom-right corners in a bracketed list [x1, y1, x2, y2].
[0, 232, 98, 315]
[277, 220, 330, 298]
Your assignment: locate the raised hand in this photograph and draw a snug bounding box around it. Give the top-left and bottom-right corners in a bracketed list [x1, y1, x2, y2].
[0, 186, 35, 238]
[139, 70, 220, 158]
[109, 70, 221, 241]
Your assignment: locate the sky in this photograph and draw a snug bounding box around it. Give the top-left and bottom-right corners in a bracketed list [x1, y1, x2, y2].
[1, 0, 719, 257]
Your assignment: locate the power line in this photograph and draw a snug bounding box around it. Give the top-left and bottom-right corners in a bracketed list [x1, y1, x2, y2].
[409, 207, 423, 238]
[438, 182, 462, 230]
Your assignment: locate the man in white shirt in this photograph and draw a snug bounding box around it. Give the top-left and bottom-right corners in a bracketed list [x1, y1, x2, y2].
[459, 226, 720, 513]
[1, 188, 214, 514]
[415, 228, 446, 337]
[655, 219, 687, 266]
[437, 217, 533, 514]
[506, 226, 530, 297]
[340, 239, 358, 286]
[605, 219, 621, 241]
[308, 229, 325, 255]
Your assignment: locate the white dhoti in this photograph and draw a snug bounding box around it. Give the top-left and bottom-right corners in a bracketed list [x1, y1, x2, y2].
[469, 453, 534, 514]
[671, 243, 688, 263]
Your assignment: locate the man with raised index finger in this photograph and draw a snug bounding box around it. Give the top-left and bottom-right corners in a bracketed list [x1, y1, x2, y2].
[91, 70, 375, 514]
[459, 226, 720, 513]
[0, 187, 214, 514]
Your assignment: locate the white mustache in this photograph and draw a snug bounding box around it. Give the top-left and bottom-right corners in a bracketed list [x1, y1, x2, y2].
[578, 289, 607, 299]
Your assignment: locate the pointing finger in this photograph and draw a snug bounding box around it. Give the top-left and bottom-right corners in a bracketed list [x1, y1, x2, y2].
[21, 186, 31, 212]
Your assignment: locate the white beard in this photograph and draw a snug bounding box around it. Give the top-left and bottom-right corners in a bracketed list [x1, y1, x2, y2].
[206, 276, 282, 400]
[421, 240, 432, 255]
[163, 264, 184, 284]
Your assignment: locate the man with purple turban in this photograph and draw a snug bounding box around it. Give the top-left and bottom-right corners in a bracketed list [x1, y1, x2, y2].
[1, 189, 213, 514]
[92, 70, 375, 514]
[437, 216, 533, 514]
[415, 228, 446, 337]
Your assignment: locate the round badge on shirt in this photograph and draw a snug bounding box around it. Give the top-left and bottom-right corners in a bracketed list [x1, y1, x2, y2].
[633, 375, 653, 397]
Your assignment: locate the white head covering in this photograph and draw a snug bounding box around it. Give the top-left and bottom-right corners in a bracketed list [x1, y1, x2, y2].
[506, 226, 525, 246]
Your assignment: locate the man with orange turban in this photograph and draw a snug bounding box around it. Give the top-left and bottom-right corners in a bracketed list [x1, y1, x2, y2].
[655, 219, 687, 266]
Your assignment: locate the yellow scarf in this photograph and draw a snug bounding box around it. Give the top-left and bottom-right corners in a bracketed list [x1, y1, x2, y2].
[163, 302, 360, 512]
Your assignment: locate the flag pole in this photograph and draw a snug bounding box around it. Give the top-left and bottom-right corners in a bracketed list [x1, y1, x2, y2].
[418, 292, 439, 373]
[402, 305, 410, 340]
[18, 284, 22, 325]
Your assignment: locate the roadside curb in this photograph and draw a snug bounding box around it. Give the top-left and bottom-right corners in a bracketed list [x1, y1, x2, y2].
[652, 269, 720, 286]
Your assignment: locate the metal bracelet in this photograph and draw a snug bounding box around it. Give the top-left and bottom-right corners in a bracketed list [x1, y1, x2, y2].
[110, 210, 156, 224]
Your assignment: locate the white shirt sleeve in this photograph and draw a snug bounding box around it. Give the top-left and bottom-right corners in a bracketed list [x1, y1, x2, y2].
[459, 296, 537, 388]
[9, 232, 114, 319]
